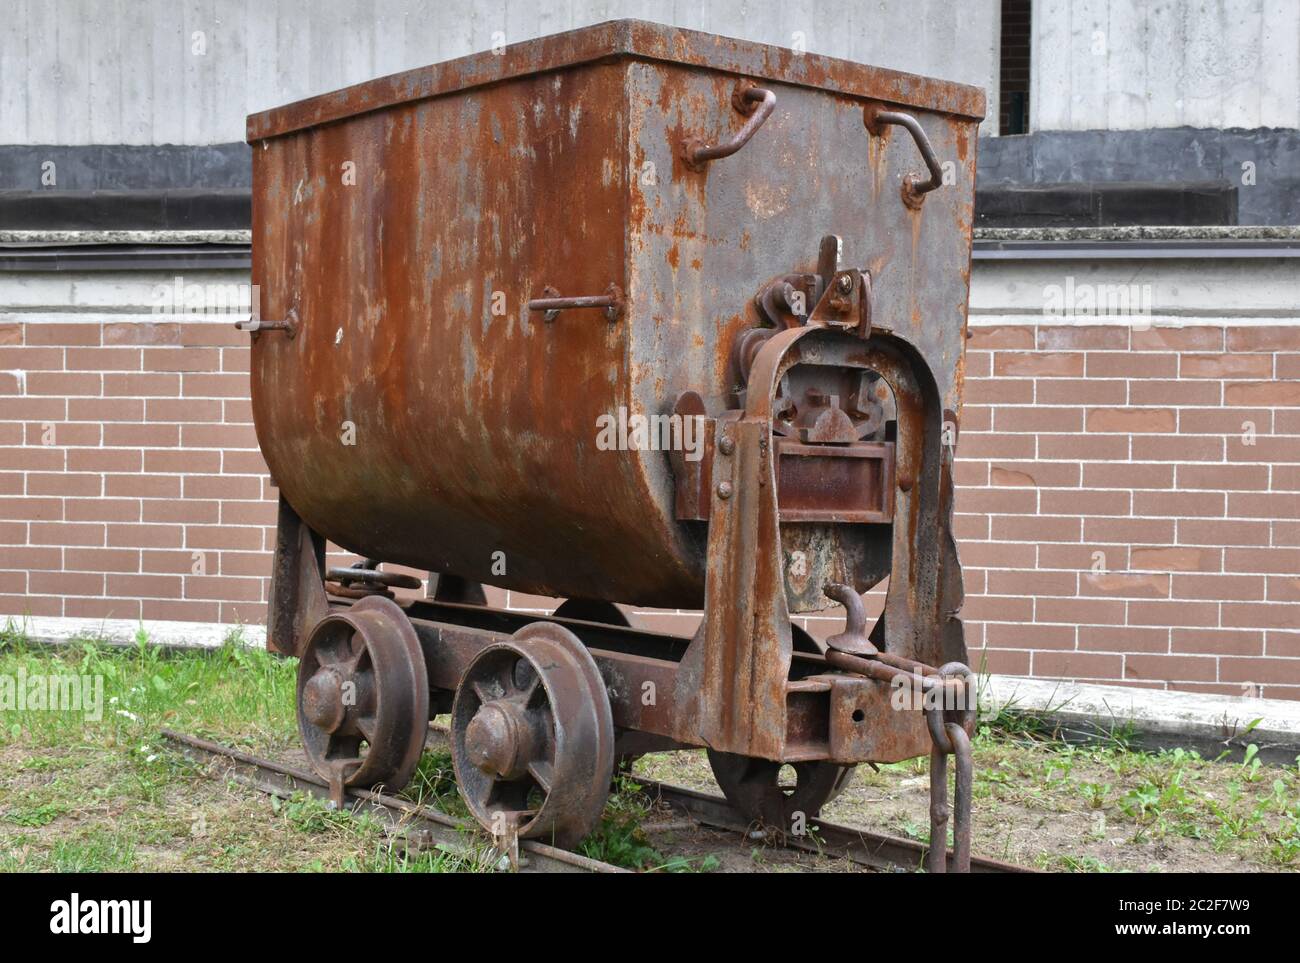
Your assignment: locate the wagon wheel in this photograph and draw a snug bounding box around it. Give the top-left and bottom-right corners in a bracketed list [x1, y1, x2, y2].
[552, 599, 641, 771]
[552, 598, 634, 628]
[297, 595, 429, 802]
[451, 622, 615, 849]
[707, 750, 854, 833]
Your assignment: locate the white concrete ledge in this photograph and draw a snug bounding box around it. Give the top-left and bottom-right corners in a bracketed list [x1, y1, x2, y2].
[983, 675, 1300, 764]
[2, 614, 264, 650]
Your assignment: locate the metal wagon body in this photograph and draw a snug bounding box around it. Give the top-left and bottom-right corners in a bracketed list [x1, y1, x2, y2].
[244, 20, 984, 868]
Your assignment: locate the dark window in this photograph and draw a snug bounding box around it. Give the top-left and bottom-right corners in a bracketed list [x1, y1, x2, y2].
[999, 0, 1031, 135]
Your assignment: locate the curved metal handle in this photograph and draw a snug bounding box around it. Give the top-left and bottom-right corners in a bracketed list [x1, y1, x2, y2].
[681, 84, 776, 171]
[235, 307, 298, 338]
[864, 104, 944, 208]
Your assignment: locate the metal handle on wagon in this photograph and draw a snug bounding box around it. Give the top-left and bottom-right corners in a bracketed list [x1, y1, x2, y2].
[528, 283, 625, 323]
[863, 104, 944, 209]
[680, 83, 776, 171]
[234, 308, 298, 338]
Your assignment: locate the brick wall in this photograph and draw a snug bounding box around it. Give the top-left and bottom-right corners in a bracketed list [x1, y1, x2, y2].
[2, 316, 1298, 698]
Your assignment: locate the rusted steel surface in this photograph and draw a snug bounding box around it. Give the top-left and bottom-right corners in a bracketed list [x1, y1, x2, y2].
[249, 19, 980, 613]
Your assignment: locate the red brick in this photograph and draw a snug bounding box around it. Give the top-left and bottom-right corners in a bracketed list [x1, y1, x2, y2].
[103, 373, 181, 397]
[1225, 381, 1300, 406]
[1266, 632, 1300, 657]
[104, 322, 181, 345]
[1131, 545, 1222, 571]
[1040, 489, 1131, 515]
[1032, 651, 1123, 679]
[1143, 435, 1227, 462]
[959, 594, 1034, 622]
[1222, 603, 1298, 630]
[1131, 325, 1223, 351]
[1037, 433, 1129, 460]
[0, 445, 65, 471]
[140, 598, 221, 621]
[1273, 465, 1300, 490]
[180, 323, 248, 347]
[1179, 407, 1271, 435]
[1087, 352, 1177, 378]
[969, 326, 1034, 350]
[1220, 658, 1300, 685]
[0, 398, 67, 422]
[965, 378, 1034, 405]
[1036, 596, 1126, 625]
[64, 347, 142, 371]
[145, 398, 224, 422]
[991, 515, 1080, 542]
[107, 523, 182, 548]
[145, 449, 221, 473]
[1179, 519, 1268, 547]
[1035, 378, 1127, 405]
[27, 472, 101, 497]
[1172, 628, 1262, 656]
[143, 500, 219, 524]
[995, 407, 1083, 432]
[1131, 380, 1224, 406]
[181, 424, 260, 449]
[1079, 572, 1169, 598]
[221, 501, 277, 526]
[107, 573, 182, 597]
[29, 571, 104, 596]
[954, 434, 1036, 459]
[185, 525, 263, 551]
[103, 424, 180, 448]
[961, 406, 993, 432]
[1279, 354, 1300, 379]
[1079, 625, 1169, 653]
[26, 372, 101, 396]
[222, 349, 251, 374]
[0, 497, 62, 521]
[1228, 436, 1299, 464]
[0, 593, 62, 616]
[1266, 575, 1300, 602]
[25, 323, 100, 346]
[1172, 573, 1264, 601]
[65, 597, 140, 619]
[66, 499, 141, 522]
[65, 548, 140, 572]
[994, 461, 1080, 487]
[952, 514, 989, 539]
[994, 352, 1084, 377]
[1084, 517, 1174, 544]
[142, 347, 220, 372]
[963, 352, 991, 377]
[1226, 326, 1300, 352]
[1039, 544, 1127, 571]
[220, 450, 269, 474]
[1133, 490, 1225, 518]
[986, 570, 1077, 596]
[955, 487, 1037, 514]
[1226, 492, 1300, 519]
[29, 522, 104, 546]
[1, 546, 61, 570]
[1180, 354, 1273, 378]
[955, 540, 1037, 569]
[1225, 548, 1300, 574]
[983, 622, 1076, 649]
[1176, 464, 1269, 490]
[104, 474, 181, 498]
[1086, 405, 1180, 431]
[182, 373, 249, 397]
[1082, 462, 1174, 489]
[1125, 654, 1218, 683]
[68, 398, 144, 422]
[1129, 599, 1219, 627]
[0, 323, 20, 345]
[1037, 325, 1129, 350]
[975, 648, 1032, 674]
[0, 346, 63, 370]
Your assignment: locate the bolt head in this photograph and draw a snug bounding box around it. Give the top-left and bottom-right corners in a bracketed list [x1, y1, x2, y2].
[719, 436, 735, 455]
[717, 481, 733, 499]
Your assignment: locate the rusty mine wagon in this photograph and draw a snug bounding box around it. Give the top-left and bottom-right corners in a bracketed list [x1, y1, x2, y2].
[242, 20, 983, 870]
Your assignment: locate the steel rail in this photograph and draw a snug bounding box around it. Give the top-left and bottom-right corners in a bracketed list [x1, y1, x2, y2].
[159, 728, 623, 874]
[163, 728, 1030, 874]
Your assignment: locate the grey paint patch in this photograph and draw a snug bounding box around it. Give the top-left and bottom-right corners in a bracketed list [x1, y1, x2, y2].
[0, 143, 252, 190]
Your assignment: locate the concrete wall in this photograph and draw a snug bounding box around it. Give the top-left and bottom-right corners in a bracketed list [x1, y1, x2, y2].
[1031, 0, 1300, 132]
[0, 0, 1002, 146]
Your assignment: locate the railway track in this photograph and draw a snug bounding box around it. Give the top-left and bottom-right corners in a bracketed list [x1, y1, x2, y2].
[160, 728, 1030, 874]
